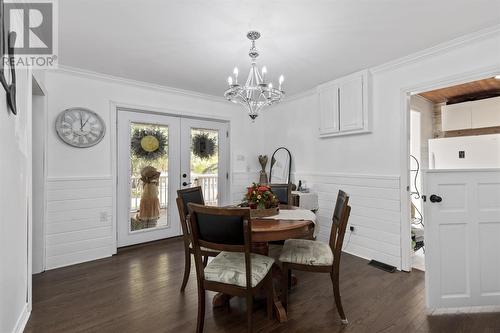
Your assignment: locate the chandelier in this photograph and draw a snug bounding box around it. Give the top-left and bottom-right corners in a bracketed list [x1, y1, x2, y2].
[224, 31, 285, 120]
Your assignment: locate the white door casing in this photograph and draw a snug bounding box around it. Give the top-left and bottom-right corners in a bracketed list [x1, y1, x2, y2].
[424, 169, 500, 309]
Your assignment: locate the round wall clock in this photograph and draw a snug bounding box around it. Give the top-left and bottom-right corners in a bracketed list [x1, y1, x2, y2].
[55, 107, 106, 148]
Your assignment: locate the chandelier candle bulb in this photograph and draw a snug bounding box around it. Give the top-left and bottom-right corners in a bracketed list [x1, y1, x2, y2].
[268, 83, 273, 98]
[233, 67, 239, 83]
[262, 66, 267, 82]
[279, 75, 284, 90]
[227, 76, 233, 86]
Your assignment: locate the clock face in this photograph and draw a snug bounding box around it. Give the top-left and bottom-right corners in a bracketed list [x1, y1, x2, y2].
[55, 108, 106, 148]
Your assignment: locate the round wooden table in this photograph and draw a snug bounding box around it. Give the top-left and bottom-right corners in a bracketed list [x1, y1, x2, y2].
[213, 208, 315, 323]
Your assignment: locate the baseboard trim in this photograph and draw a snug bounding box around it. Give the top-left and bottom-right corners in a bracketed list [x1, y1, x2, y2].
[429, 305, 500, 315]
[12, 302, 31, 333]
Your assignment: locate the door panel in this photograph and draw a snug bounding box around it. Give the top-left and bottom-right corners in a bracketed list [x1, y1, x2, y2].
[180, 118, 229, 206]
[339, 75, 364, 132]
[425, 170, 500, 308]
[117, 111, 181, 247]
[438, 223, 470, 298]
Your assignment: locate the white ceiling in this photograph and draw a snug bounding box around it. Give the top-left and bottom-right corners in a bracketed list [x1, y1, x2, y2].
[59, 0, 500, 96]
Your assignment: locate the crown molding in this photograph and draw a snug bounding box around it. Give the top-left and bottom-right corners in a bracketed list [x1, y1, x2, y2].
[50, 65, 227, 104]
[371, 24, 500, 74]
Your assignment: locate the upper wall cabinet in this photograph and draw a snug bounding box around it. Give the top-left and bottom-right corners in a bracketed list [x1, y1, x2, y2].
[441, 96, 500, 131]
[318, 70, 371, 137]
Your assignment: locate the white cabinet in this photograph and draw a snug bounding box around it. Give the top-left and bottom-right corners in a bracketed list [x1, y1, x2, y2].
[441, 96, 500, 131]
[318, 70, 370, 137]
[471, 96, 500, 128]
[441, 102, 472, 131]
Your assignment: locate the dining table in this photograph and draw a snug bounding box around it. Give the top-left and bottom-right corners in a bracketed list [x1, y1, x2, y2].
[212, 205, 315, 323]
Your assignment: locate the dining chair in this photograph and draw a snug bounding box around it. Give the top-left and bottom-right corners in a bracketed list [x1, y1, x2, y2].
[188, 203, 275, 333]
[279, 190, 351, 324]
[270, 183, 292, 205]
[176, 187, 219, 292]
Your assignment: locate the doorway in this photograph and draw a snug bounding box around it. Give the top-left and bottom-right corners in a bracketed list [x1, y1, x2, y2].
[404, 74, 500, 309]
[117, 110, 229, 247]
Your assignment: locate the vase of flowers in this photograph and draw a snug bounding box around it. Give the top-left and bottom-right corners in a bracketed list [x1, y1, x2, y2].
[241, 183, 279, 218]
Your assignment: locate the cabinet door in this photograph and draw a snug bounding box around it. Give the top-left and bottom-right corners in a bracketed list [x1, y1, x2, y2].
[339, 75, 364, 131]
[471, 96, 500, 129]
[318, 85, 339, 135]
[441, 103, 471, 131]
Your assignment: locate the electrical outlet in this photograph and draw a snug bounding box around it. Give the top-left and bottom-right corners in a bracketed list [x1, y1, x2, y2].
[349, 226, 355, 232]
[100, 212, 108, 223]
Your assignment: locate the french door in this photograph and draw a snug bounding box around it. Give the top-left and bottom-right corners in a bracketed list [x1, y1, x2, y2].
[117, 110, 229, 247]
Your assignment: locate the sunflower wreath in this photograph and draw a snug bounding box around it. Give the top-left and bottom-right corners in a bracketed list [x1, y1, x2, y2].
[131, 128, 167, 160]
[192, 133, 217, 159]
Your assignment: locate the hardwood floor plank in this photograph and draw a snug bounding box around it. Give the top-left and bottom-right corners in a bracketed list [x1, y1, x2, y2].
[25, 238, 500, 333]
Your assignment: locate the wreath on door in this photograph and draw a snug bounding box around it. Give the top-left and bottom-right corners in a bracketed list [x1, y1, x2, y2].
[131, 128, 167, 160]
[192, 133, 217, 159]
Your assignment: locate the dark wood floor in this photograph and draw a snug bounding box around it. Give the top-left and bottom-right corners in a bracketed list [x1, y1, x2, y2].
[26, 238, 500, 333]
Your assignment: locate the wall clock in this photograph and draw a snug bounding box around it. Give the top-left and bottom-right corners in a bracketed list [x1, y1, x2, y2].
[55, 108, 106, 148]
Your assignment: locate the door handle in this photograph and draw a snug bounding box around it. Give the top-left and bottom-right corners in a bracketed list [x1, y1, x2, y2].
[182, 182, 191, 187]
[429, 194, 442, 203]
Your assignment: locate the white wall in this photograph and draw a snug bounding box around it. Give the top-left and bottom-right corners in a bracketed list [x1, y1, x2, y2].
[43, 69, 260, 269]
[411, 94, 434, 170]
[0, 69, 33, 333]
[410, 95, 434, 213]
[429, 134, 500, 169]
[257, 28, 500, 269]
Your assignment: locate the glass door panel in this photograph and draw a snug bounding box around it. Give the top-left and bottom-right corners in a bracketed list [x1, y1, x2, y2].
[129, 122, 169, 231]
[190, 128, 219, 206]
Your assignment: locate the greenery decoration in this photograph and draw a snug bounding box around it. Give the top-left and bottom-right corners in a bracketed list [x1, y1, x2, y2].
[131, 128, 167, 160]
[192, 133, 217, 159]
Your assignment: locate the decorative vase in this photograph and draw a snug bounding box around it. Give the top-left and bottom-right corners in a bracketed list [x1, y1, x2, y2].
[258, 155, 268, 184]
[250, 206, 279, 218]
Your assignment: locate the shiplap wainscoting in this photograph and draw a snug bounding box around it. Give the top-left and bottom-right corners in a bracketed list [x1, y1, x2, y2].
[46, 177, 114, 269]
[294, 172, 401, 269]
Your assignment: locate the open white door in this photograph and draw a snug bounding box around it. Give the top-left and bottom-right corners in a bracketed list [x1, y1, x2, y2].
[424, 169, 500, 309]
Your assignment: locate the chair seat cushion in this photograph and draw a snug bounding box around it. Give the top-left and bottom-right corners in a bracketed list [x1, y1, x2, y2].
[204, 251, 274, 288]
[279, 239, 333, 266]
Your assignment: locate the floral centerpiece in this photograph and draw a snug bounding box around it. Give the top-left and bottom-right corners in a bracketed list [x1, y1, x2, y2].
[241, 183, 279, 217]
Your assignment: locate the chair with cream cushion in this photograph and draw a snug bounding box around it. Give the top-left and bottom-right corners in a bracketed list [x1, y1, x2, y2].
[188, 203, 275, 333]
[279, 190, 351, 324]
